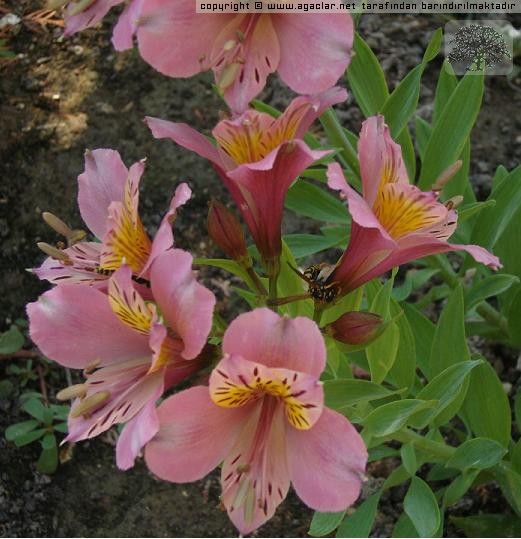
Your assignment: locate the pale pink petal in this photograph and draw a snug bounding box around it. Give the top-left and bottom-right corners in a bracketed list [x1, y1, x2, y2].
[111, 0, 143, 51]
[287, 408, 367, 512]
[145, 386, 249, 482]
[137, 0, 233, 76]
[116, 387, 161, 470]
[77, 149, 130, 239]
[451, 243, 502, 270]
[63, 0, 123, 36]
[27, 285, 150, 368]
[221, 402, 290, 535]
[141, 182, 192, 276]
[222, 308, 326, 377]
[272, 14, 353, 95]
[217, 15, 280, 113]
[145, 117, 223, 165]
[151, 249, 215, 360]
[358, 116, 409, 207]
[210, 354, 324, 430]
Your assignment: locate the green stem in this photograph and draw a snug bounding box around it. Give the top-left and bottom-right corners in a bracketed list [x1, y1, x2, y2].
[268, 273, 279, 304]
[319, 108, 360, 179]
[313, 306, 323, 326]
[429, 255, 508, 335]
[267, 293, 311, 307]
[393, 428, 456, 459]
[245, 266, 267, 297]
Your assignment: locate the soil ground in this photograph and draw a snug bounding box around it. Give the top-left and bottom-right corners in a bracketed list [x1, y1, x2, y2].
[1, 5, 520, 537]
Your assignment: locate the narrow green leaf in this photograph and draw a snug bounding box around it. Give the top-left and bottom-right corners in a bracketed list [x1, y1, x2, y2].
[363, 399, 437, 437]
[389, 300, 416, 392]
[465, 274, 519, 311]
[456, 199, 496, 223]
[446, 438, 506, 470]
[36, 433, 58, 474]
[283, 232, 348, 259]
[324, 379, 396, 410]
[392, 513, 419, 538]
[309, 511, 346, 537]
[423, 28, 443, 63]
[402, 303, 435, 376]
[404, 477, 441, 538]
[451, 514, 521, 538]
[495, 462, 521, 516]
[13, 428, 46, 447]
[515, 386, 521, 432]
[463, 359, 511, 447]
[419, 72, 484, 190]
[193, 258, 256, 291]
[414, 116, 431, 162]
[336, 492, 381, 538]
[432, 61, 457, 127]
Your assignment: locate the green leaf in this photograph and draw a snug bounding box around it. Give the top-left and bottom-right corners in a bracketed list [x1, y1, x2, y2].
[401, 442, 417, 475]
[36, 433, 58, 474]
[419, 72, 484, 190]
[388, 301, 416, 392]
[451, 514, 521, 538]
[457, 199, 496, 223]
[13, 428, 47, 447]
[283, 232, 348, 259]
[22, 398, 46, 422]
[363, 399, 437, 437]
[324, 379, 397, 410]
[409, 360, 482, 428]
[404, 477, 441, 538]
[193, 258, 256, 291]
[465, 274, 519, 311]
[423, 28, 443, 62]
[432, 61, 458, 127]
[402, 303, 435, 376]
[5, 419, 40, 441]
[0, 326, 24, 354]
[392, 513, 419, 538]
[515, 386, 521, 432]
[443, 469, 480, 507]
[346, 33, 388, 117]
[286, 180, 349, 224]
[495, 462, 521, 516]
[446, 438, 506, 471]
[54, 422, 69, 434]
[429, 284, 469, 379]
[414, 116, 431, 162]
[309, 511, 346, 537]
[336, 492, 381, 538]
[462, 359, 511, 447]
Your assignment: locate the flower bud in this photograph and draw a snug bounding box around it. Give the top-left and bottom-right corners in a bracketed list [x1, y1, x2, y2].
[207, 200, 251, 267]
[325, 311, 383, 345]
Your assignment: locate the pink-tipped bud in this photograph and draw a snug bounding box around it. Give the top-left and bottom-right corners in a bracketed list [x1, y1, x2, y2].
[326, 311, 383, 345]
[208, 200, 251, 267]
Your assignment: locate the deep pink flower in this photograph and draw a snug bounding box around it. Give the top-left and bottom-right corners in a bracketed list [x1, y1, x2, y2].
[132, 4, 353, 112]
[324, 115, 501, 298]
[34, 148, 190, 287]
[27, 249, 215, 469]
[145, 308, 367, 535]
[146, 88, 345, 268]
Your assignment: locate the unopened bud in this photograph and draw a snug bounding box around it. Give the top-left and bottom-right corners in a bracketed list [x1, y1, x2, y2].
[432, 160, 463, 192]
[208, 200, 251, 267]
[325, 311, 383, 345]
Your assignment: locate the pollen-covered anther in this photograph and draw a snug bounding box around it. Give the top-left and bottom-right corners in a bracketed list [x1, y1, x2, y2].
[37, 242, 72, 264]
[218, 62, 242, 91]
[83, 359, 100, 376]
[56, 383, 87, 401]
[432, 160, 463, 192]
[236, 464, 251, 474]
[70, 390, 111, 418]
[42, 212, 73, 238]
[444, 195, 464, 210]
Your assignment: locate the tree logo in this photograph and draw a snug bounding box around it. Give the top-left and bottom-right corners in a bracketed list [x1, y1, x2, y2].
[446, 24, 512, 75]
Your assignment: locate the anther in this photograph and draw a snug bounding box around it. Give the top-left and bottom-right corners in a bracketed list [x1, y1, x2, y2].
[83, 360, 100, 376]
[444, 195, 464, 210]
[56, 384, 87, 401]
[70, 390, 110, 418]
[217, 63, 241, 91]
[42, 212, 73, 237]
[432, 160, 463, 192]
[37, 242, 72, 264]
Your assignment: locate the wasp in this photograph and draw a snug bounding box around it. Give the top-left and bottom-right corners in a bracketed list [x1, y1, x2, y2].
[289, 262, 341, 303]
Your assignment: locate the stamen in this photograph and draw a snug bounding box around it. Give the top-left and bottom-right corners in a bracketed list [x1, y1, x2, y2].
[37, 242, 72, 264]
[444, 195, 464, 210]
[432, 160, 463, 192]
[83, 359, 100, 376]
[56, 384, 87, 401]
[217, 62, 242, 91]
[42, 212, 73, 238]
[70, 390, 110, 418]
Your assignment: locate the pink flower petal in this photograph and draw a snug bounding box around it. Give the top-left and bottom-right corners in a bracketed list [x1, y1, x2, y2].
[222, 308, 326, 378]
[217, 15, 280, 113]
[77, 149, 132, 239]
[137, 0, 233, 77]
[210, 354, 324, 430]
[64, 0, 123, 36]
[150, 249, 215, 360]
[27, 285, 150, 368]
[141, 182, 192, 276]
[221, 401, 290, 535]
[287, 408, 367, 512]
[145, 117, 223, 165]
[272, 14, 353, 95]
[145, 386, 248, 482]
[358, 115, 409, 207]
[116, 387, 161, 470]
[111, 0, 143, 51]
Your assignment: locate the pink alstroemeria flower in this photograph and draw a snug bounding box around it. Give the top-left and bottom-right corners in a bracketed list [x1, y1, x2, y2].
[324, 115, 501, 298]
[34, 148, 190, 287]
[27, 249, 215, 470]
[146, 88, 346, 270]
[132, 4, 353, 112]
[145, 308, 367, 535]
